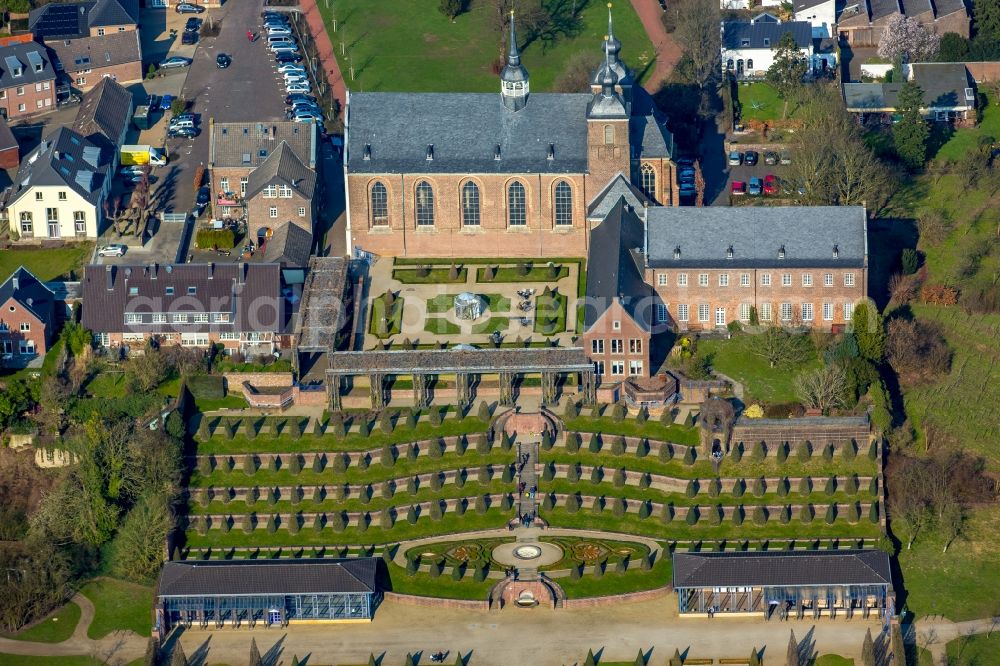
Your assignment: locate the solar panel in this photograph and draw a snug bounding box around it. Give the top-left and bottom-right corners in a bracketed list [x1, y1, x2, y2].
[35, 4, 86, 39]
[4, 56, 22, 76]
[75, 169, 94, 191]
[26, 51, 44, 72]
[81, 145, 101, 167]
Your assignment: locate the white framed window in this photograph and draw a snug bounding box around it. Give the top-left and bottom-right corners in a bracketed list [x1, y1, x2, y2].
[761, 273, 771, 286]
[629, 360, 643, 376]
[845, 273, 856, 287]
[240, 177, 248, 195]
[16, 86, 24, 96]
[74, 78, 85, 86]
[698, 273, 709, 287]
[715, 307, 726, 327]
[657, 273, 667, 286]
[656, 303, 668, 322]
[219, 332, 239, 340]
[262, 185, 277, 198]
[629, 339, 642, 354]
[678, 273, 688, 287]
[554, 181, 573, 226]
[591, 339, 604, 354]
[677, 304, 689, 322]
[19, 212, 32, 234]
[298, 207, 306, 217]
[780, 303, 793, 321]
[17, 103, 25, 112]
[844, 303, 855, 320]
[269, 207, 278, 218]
[416, 180, 434, 226]
[740, 273, 750, 287]
[739, 303, 751, 322]
[698, 304, 709, 322]
[19, 322, 30, 332]
[35, 99, 43, 109]
[612, 320, 621, 331]
[74, 211, 85, 234]
[801, 303, 814, 321]
[220, 177, 229, 192]
[125, 313, 142, 324]
[760, 302, 772, 321]
[277, 184, 293, 198]
[34, 83, 42, 92]
[802, 273, 813, 287]
[172, 313, 188, 324]
[782, 273, 792, 286]
[823, 302, 833, 321]
[507, 181, 526, 227]
[611, 360, 625, 376]
[610, 339, 623, 354]
[213, 313, 231, 323]
[152, 313, 167, 323]
[824, 273, 833, 287]
[719, 274, 729, 287]
[193, 313, 210, 323]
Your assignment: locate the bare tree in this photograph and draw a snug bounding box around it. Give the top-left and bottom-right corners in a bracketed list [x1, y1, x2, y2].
[793, 365, 848, 412]
[749, 327, 813, 368]
[672, 0, 720, 90]
[553, 51, 601, 92]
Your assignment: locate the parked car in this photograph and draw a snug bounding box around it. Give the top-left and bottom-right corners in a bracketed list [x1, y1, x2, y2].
[763, 174, 778, 195]
[292, 111, 323, 123]
[185, 17, 202, 30]
[728, 151, 742, 166]
[146, 94, 161, 112]
[98, 244, 127, 257]
[731, 180, 747, 195]
[780, 149, 792, 165]
[216, 53, 232, 68]
[119, 165, 145, 177]
[286, 82, 311, 94]
[748, 177, 763, 196]
[169, 113, 196, 125]
[181, 30, 198, 45]
[267, 26, 292, 36]
[274, 52, 303, 64]
[167, 126, 199, 138]
[159, 56, 192, 69]
[285, 93, 317, 106]
[175, 2, 205, 13]
[278, 64, 305, 74]
[764, 151, 779, 166]
[195, 186, 210, 212]
[744, 150, 759, 166]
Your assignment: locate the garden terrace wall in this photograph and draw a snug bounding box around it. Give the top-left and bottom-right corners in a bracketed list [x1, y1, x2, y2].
[561, 585, 672, 609]
[223, 372, 296, 389]
[383, 591, 488, 610]
[562, 432, 693, 457]
[731, 416, 871, 448]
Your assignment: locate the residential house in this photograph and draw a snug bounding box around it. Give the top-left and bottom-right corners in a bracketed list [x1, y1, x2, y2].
[208, 120, 317, 245]
[794, 0, 837, 38]
[721, 14, 836, 79]
[261, 219, 313, 267]
[0, 115, 19, 169]
[0, 266, 58, 365]
[29, 0, 139, 40]
[843, 63, 977, 125]
[0, 40, 56, 120]
[836, 0, 969, 46]
[72, 77, 133, 152]
[6, 126, 112, 241]
[81, 262, 295, 354]
[47, 30, 142, 93]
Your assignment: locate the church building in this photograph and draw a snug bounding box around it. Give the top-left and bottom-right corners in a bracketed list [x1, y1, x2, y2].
[343, 8, 679, 258]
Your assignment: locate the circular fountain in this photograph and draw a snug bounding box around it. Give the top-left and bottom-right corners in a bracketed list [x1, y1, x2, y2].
[513, 545, 543, 560]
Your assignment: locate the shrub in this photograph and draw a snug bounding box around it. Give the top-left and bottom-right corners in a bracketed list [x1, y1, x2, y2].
[869, 476, 879, 495]
[407, 444, 419, 462]
[288, 513, 300, 535]
[567, 462, 581, 482]
[195, 227, 236, 250]
[843, 439, 857, 460]
[847, 502, 861, 523]
[312, 454, 324, 473]
[590, 466, 603, 484]
[845, 474, 859, 495]
[288, 454, 302, 475]
[542, 493, 555, 511]
[752, 506, 767, 525]
[266, 515, 277, 534]
[709, 504, 722, 526]
[685, 480, 698, 498]
[312, 514, 325, 532]
[332, 453, 348, 473]
[406, 505, 418, 525]
[779, 506, 791, 524]
[612, 403, 627, 422]
[542, 462, 555, 481]
[731, 442, 743, 463]
[611, 497, 626, 517]
[637, 406, 649, 424]
[476, 434, 491, 454]
[475, 495, 488, 514]
[901, 248, 919, 275]
[611, 436, 626, 455]
[588, 434, 601, 453]
[797, 441, 811, 461]
[776, 477, 789, 497]
[869, 501, 880, 523]
[429, 407, 443, 426]
[565, 493, 581, 513]
[732, 478, 746, 498]
[685, 506, 699, 525]
[868, 441, 879, 460]
[752, 477, 766, 497]
[822, 443, 835, 462]
[613, 467, 626, 488]
[683, 446, 696, 465]
[478, 466, 490, 484]
[266, 455, 278, 472]
[502, 464, 515, 483]
[660, 443, 674, 461]
[708, 477, 721, 498]
[430, 472, 443, 491]
[798, 476, 812, 496]
[661, 503, 674, 523]
[428, 439, 444, 459]
[776, 441, 788, 463]
[636, 438, 650, 458]
[566, 433, 581, 452]
[455, 498, 467, 516]
[242, 454, 256, 476]
[639, 500, 652, 519]
[824, 476, 837, 496]
[732, 505, 744, 526]
[751, 440, 765, 460]
[639, 472, 651, 489]
[825, 503, 837, 524]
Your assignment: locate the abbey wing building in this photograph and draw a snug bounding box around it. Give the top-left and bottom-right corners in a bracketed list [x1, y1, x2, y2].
[342, 11, 679, 258]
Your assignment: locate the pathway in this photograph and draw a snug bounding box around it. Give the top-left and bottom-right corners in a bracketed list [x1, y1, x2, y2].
[299, 0, 346, 110]
[0, 593, 146, 665]
[516, 440, 539, 521]
[912, 616, 1000, 665]
[629, 0, 682, 91]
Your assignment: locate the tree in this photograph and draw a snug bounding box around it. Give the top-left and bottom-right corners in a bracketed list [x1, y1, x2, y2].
[886, 317, 951, 387]
[861, 628, 875, 666]
[170, 642, 188, 666]
[670, 649, 683, 666]
[248, 638, 262, 666]
[672, 0, 720, 90]
[766, 31, 808, 119]
[553, 50, 602, 92]
[878, 15, 941, 64]
[751, 327, 813, 368]
[794, 365, 848, 412]
[584, 649, 597, 666]
[937, 32, 970, 61]
[786, 630, 799, 666]
[109, 493, 174, 583]
[851, 301, 886, 364]
[634, 649, 646, 666]
[893, 81, 930, 169]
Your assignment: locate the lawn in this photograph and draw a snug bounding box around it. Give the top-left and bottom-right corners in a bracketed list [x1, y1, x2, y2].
[558, 549, 672, 599]
[471, 316, 509, 334]
[563, 414, 700, 446]
[698, 335, 823, 404]
[0, 243, 93, 282]
[945, 633, 1000, 666]
[195, 394, 250, 412]
[534, 289, 568, 335]
[736, 82, 798, 123]
[423, 318, 462, 335]
[932, 91, 1000, 163]
[0, 657, 103, 666]
[476, 264, 569, 283]
[386, 562, 496, 600]
[0, 601, 80, 643]
[815, 657, 855, 666]
[897, 505, 1000, 622]
[368, 292, 404, 338]
[320, 0, 654, 93]
[393, 267, 468, 284]
[80, 578, 153, 639]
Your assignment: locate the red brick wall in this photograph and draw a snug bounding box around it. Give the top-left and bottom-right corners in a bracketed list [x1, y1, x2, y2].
[246, 191, 313, 243]
[65, 61, 143, 91]
[581, 300, 652, 380]
[0, 145, 19, 170]
[561, 584, 671, 609]
[0, 296, 50, 355]
[382, 591, 488, 610]
[0, 81, 56, 119]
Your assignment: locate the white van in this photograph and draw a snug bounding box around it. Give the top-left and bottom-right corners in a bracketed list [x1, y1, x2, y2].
[267, 35, 294, 46]
[169, 119, 195, 130]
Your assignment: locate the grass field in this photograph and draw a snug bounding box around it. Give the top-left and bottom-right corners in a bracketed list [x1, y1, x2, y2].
[735, 82, 799, 122]
[698, 336, 823, 405]
[815, 657, 855, 666]
[933, 92, 1000, 163]
[320, 0, 654, 93]
[945, 632, 1000, 666]
[0, 243, 93, 282]
[80, 578, 153, 639]
[0, 601, 79, 643]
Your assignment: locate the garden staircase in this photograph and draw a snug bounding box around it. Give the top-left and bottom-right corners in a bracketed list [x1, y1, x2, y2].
[516, 441, 539, 519]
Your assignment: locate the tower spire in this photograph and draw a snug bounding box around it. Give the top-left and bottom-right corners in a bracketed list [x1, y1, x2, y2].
[499, 10, 530, 111]
[606, 3, 621, 59]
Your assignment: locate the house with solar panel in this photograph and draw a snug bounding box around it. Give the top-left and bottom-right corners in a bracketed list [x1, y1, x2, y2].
[5, 126, 112, 241]
[0, 40, 57, 120]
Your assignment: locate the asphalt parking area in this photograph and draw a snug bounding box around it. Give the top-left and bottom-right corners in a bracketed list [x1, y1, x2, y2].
[712, 151, 791, 205]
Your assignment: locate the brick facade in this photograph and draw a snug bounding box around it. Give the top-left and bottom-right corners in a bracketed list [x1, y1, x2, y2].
[246, 189, 312, 244]
[64, 60, 143, 92]
[0, 79, 55, 119]
[839, 7, 969, 46]
[645, 266, 868, 331]
[0, 295, 51, 356]
[580, 300, 652, 383]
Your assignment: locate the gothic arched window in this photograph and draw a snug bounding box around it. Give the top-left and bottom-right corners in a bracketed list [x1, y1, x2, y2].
[554, 181, 573, 226]
[415, 181, 434, 227]
[641, 164, 657, 202]
[461, 181, 480, 227]
[508, 181, 526, 227]
[370, 181, 388, 226]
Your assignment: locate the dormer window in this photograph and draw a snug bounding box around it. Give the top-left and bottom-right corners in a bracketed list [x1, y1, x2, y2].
[494, 144, 501, 161]
[426, 144, 434, 161]
[187, 286, 197, 295]
[832, 244, 839, 259]
[547, 143, 555, 160]
[763, 38, 770, 46]
[673, 246, 681, 260]
[741, 39, 750, 47]
[363, 143, 371, 160]
[726, 245, 734, 260]
[778, 245, 786, 259]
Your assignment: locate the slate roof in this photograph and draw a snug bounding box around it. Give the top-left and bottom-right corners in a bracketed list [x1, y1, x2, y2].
[0, 267, 56, 327]
[933, 0, 969, 17]
[263, 223, 313, 267]
[843, 64, 974, 111]
[645, 206, 867, 269]
[48, 30, 141, 74]
[868, 0, 902, 20]
[245, 141, 317, 201]
[30, 0, 138, 40]
[0, 41, 55, 90]
[630, 87, 674, 159]
[722, 19, 813, 50]
[158, 558, 378, 597]
[72, 77, 133, 145]
[80, 263, 285, 334]
[327, 347, 593, 374]
[0, 115, 17, 153]
[209, 121, 317, 170]
[347, 92, 592, 174]
[672, 550, 892, 589]
[9, 126, 109, 207]
[587, 172, 649, 220]
[584, 199, 653, 330]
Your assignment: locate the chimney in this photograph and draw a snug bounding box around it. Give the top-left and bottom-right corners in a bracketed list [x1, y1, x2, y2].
[105, 264, 114, 290]
[208, 262, 214, 279]
[238, 262, 246, 284]
[150, 263, 158, 279]
[271, 125, 277, 139]
[832, 244, 839, 259]
[11, 275, 18, 291]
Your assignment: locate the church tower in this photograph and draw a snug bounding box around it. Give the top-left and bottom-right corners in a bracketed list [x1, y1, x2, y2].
[500, 12, 529, 112]
[591, 4, 634, 102]
[586, 41, 631, 198]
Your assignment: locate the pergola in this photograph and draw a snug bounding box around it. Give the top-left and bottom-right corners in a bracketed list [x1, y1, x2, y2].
[325, 347, 596, 410]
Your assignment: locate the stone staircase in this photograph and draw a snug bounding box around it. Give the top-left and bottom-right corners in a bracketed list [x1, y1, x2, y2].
[516, 441, 539, 519]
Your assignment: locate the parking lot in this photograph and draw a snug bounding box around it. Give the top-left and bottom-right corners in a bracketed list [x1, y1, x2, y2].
[711, 147, 792, 205]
